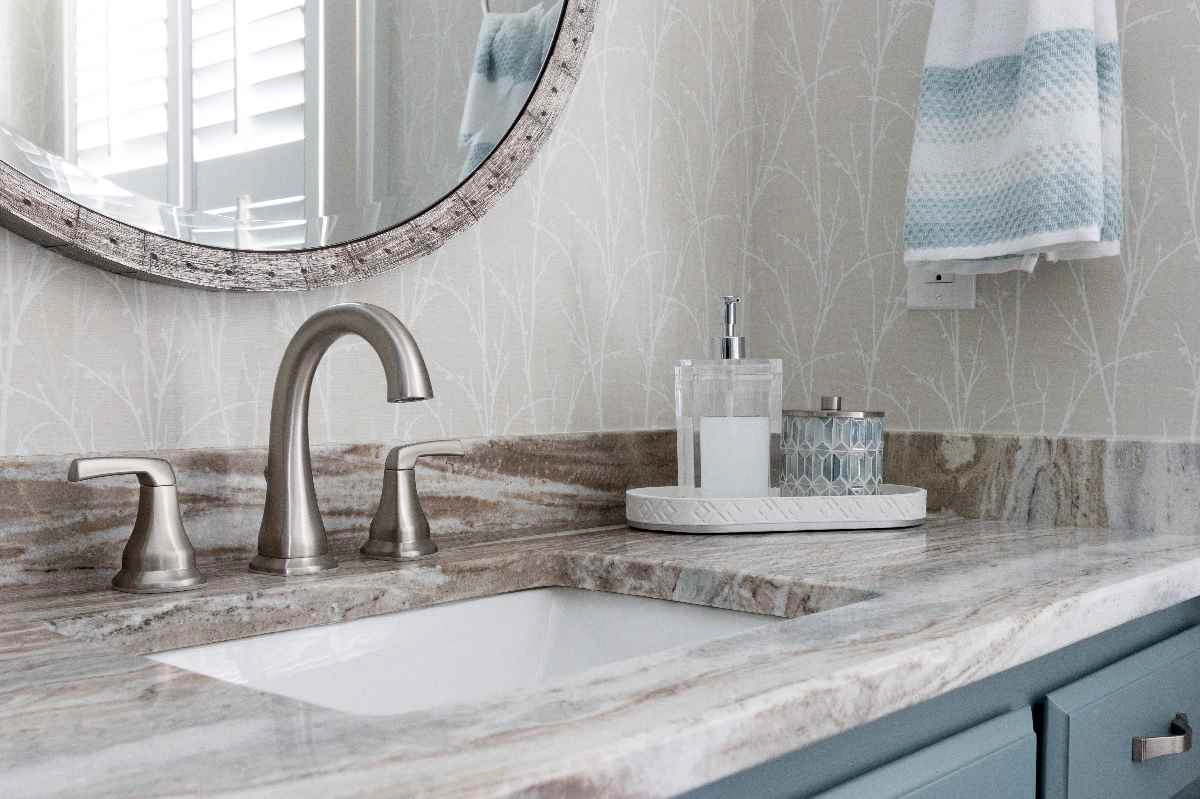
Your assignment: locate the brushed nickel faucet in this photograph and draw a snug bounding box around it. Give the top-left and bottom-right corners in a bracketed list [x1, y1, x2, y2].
[361, 439, 465, 560]
[250, 303, 434, 576]
[67, 457, 205, 593]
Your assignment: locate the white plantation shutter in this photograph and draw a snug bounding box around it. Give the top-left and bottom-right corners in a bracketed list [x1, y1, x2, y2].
[71, 0, 307, 174]
[73, 0, 170, 176]
[190, 0, 307, 162]
[68, 0, 313, 246]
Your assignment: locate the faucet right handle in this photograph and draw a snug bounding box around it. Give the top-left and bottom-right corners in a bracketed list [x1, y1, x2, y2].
[383, 439, 466, 470]
[362, 439, 465, 560]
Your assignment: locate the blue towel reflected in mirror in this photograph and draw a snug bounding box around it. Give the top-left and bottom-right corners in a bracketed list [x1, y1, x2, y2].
[460, 1, 563, 176]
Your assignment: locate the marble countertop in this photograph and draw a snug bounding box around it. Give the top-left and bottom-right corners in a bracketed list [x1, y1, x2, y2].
[4, 516, 1200, 798]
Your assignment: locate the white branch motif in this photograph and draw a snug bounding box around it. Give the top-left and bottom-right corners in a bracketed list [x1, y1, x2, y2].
[0, 0, 1199, 455]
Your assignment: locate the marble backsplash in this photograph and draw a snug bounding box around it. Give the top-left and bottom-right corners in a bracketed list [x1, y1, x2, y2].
[0, 430, 674, 589]
[884, 431, 1200, 534]
[4, 427, 1200, 589]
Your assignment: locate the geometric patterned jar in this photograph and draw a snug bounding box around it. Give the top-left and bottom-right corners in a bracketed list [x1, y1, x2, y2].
[781, 396, 884, 497]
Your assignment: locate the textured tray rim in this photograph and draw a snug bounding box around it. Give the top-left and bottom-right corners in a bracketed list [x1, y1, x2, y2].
[627, 518, 926, 533]
[625, 484, 927, 534]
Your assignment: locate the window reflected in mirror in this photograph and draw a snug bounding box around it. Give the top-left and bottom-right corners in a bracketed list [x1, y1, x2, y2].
[0, 0, 563, 250]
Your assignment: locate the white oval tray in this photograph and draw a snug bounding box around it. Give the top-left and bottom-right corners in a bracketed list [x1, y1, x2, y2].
[626, 485, 926, 533]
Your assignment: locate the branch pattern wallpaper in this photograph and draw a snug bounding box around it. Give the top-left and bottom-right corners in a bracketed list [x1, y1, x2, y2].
[749, 0, 1191, 439]
[0, 0, 1194, 457]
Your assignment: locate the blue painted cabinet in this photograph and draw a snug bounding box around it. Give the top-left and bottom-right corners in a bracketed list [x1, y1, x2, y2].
[812, 708, 1035, 799]
[1044, 625, 1200, 799]
[684, 599, 1200, 799]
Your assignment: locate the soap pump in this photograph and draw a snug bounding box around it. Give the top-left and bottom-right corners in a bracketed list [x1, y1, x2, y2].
[675, 296, 782, 497]
[717, 295, 745, 359]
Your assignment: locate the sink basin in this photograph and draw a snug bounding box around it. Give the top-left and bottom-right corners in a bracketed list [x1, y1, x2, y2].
[150, 587, 779, 716]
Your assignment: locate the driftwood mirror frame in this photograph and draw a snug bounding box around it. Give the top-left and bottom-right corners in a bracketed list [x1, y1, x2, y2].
[0, 0, 595, 292]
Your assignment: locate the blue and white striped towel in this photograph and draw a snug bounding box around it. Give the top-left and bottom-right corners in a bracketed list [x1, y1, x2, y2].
[459, 1, 561, 177]
[903, 1, 1122, 275]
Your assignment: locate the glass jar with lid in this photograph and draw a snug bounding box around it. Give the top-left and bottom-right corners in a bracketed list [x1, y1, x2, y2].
[781, 396, 884, 497]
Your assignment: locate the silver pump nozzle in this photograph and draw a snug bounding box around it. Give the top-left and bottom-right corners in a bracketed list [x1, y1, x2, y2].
[717, 296, 745, 359]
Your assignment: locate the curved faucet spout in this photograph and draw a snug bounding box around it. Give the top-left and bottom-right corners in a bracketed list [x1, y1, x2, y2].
[250, 303, 433, 575]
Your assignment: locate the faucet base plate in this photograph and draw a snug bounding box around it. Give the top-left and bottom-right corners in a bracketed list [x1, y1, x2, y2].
[360, 539, 438, 560]
[248, 553, 338, 576]
[112, 567, 207, 594]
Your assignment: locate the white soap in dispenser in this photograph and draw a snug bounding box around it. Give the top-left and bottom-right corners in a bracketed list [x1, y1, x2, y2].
[675, 296, 782, 497]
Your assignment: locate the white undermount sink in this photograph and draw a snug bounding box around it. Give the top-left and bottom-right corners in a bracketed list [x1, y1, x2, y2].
[150, 587, 779, 716]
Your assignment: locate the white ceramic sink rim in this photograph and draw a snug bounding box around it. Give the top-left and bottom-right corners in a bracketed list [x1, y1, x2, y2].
[150, 587, 780, 717]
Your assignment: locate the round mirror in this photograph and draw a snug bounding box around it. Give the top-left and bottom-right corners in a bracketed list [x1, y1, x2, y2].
[0, 0, 592, 290]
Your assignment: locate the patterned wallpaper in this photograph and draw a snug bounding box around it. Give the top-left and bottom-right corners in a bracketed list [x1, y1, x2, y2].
[0, 0, 1195, 457]
[747, 0, 1197, 439]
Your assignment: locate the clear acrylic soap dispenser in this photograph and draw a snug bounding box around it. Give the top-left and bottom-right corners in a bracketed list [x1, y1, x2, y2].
[676, 296, 783, 497]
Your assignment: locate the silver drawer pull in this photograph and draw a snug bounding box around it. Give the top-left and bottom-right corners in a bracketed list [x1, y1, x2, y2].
[1133, 713, 1192, 762]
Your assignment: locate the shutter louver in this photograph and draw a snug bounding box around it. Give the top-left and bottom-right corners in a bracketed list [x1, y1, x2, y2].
[190, 0, 307, 163]
[73, 0, 170, 176]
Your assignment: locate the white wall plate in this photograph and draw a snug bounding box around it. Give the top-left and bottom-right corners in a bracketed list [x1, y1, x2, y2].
[906, 270, 976, 310]
[626, 485, 927, 533]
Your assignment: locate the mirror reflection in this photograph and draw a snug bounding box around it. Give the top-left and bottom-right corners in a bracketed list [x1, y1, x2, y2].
[0, 0, 563, 250]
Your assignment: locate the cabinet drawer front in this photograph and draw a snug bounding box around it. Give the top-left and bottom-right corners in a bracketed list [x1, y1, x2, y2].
[813, 708, 1035, 799]
[1045, 625, 1200, 799]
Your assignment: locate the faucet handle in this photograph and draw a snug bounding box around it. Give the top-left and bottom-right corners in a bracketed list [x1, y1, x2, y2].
[68, 456, 177, 487]
[383, 439, 466, 470]
[67, 457, 206, 594]
[362, 439, 465, 560]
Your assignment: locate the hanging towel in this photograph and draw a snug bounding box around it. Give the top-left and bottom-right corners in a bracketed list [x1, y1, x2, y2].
[903, 1, 1122, 275]
[459, 2, 561, 177]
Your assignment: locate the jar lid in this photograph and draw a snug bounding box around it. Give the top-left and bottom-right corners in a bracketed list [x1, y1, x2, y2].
[784, 395, 884, 419]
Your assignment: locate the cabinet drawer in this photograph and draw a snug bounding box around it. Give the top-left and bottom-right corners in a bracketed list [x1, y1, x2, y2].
[1044, 625, 1200, 799]
[812, 708, 1035, 799]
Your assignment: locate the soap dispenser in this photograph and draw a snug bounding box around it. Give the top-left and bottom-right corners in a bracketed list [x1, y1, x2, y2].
[675, 296, 782, 497]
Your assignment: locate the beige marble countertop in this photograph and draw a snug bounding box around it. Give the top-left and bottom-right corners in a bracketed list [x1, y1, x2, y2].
[4, 516, 1200, 798]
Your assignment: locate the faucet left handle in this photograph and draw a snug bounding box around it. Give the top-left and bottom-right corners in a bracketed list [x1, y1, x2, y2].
[68, 456, 177, 486]
[67, 457, 206, 594]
